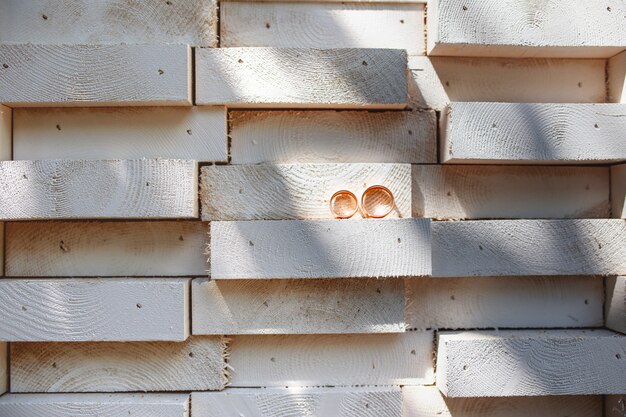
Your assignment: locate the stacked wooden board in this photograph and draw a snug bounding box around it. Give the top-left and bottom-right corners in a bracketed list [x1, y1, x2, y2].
[0, 0, 625, 415]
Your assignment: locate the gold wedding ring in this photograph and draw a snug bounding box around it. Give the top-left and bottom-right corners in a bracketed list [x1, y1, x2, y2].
[330, 190, 359, 219]
[361, 185, 394, 218]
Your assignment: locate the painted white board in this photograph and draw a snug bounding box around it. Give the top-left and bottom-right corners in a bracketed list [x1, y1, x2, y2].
[0, 104, 10, 160]
[612, 164, 626, 218]
[0, 343, 6, 395]
[609, 51, 626, 103]
[607, 276, 626, 334]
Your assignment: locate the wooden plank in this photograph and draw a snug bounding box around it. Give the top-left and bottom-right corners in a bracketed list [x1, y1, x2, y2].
[11, 336, 226, 392]
[0, 44, 191, 107]
[192, 387, 401, 417]
[432, 219, 626, 277]
[224, 0, 423, 2]
[229, 109, 436, 164]
[6, 221, 208, 277]
[403, 386, 601, 417]
[413, 165, 609, 219]
[427, 0, 626, 58]
[406, 276, 603, 330]
[220, 3, 425, 55]
[0, 393, 189, 417]
[613, 164, 626, 218]
[609, 51, 626, 103]
[437, 329, 626, 397]
[228, 331, 433, 386]
[0, 0, 216, 46]
[201, 163, 411, 220]
[0, 278, 190, 342]
[14, 107, 227, 161]
[0, 160, 198, 220]
[0, 104, 10, 160]
[195, 48, 408, 109]
[606, 395, 626, 417]
[607, 276, 626, 334]
[211, 219, 431, 279]
[441, 102, 626, 164]
[192, 277, 405, 335]
[0, 343, 6, 395]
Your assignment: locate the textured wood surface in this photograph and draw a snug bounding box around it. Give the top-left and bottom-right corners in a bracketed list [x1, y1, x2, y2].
[606, 395, 626, 417]
[0, 0, 216, 46]
[0, 343, 6, 395]
[228, 332, 433, 386]
[403, 386, 601, 417]
[6, 221, 208, 277]
[0, 278, 190, 342]
[607, 276, 626, 334]
[230, 109, 436, 164]
[613, 164, 626, 218]
[196, 48, 408, 108]
[221, 2, 424, 54]
[441, 102, 626, 164]
[609, 51, 626, 103]
[412, 165, 609, 219]
[211, 219, 431, 279]
[427, 0, 626, 58]
[14, 107, 227, 161]
[437, 329, 626, 397]
[0, 104, 10, 160]
[0, 160, 197, 220]
[192, 387, 402, 417]
[0, 44, 191, 106]
[11, 337, 226, 393]
[192, 277, 405, 334]
[432, 219, 626, 277]
[0, 393, 189, 417]
[202, 163, 411, 220]
[406, 276, 603, 330]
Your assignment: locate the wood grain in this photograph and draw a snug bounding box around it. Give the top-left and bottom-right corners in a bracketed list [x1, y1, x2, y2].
[192, 277, 405, 335]
[202, 163, 411, 220]
[11, 337, 226, 392]
[427, 0, 626, 58]
[6, 221, 208, 277]
[228, 331, 433, 386]
[195, 48, 408, 109]
[0, 44, 191, 106]
[0, 393, 189, 417]
[406, 276, 603, 330]
[221, 2, 425, 55]
[0, 278, 190, 342]
[441, 102, 626, 164]
[0, 160, 197, 220]
[0, 343, 6, 395]
[211, 219, 431, 279]
[437, 329, 626, 397]
[229, 109, 436, 164]
[607, 276, 626, 334]
[432, 219, 626, 277]
[403, 386, 601, 417]
[606, 395, 626, 417]
[613, 164, 626, 218]
[192, 387, 401, 417]
[412, 165, 609, 219]
[14, 107, 227, 161]
[609, 51, 626, 103]
[0, 104, 10, 160]
[0, 0, 216, 46]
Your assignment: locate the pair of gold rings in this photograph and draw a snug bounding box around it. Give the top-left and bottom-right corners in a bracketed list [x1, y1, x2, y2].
[330, 185, 395, 219]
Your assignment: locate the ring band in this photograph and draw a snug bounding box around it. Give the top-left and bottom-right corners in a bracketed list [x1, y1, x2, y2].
[361, 185, 394, 218]
[329, 190, 359, 219]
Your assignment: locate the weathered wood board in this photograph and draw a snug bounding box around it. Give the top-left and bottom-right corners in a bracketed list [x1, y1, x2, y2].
[0, 343, 6, 395]
[613, 164, 626, 218]
[406, 276, 603, 330]
[606, 395, 626, 417]
[441, 102, 626, 164]
[0, 278, 190, 342]
[0, 393, 190, 417]
[412, 165, 609, 219]
[220, 2, 425, 54]
[13, 107, 227, 161]
[11, 337, 226, 392]
[192, 277, 405, 334]
[0, 0, 217, 46]
[228, 332, 434, 386]
[0, 104, 10, 160]
[0, 160, 198, 220]
[607, 276, 626, 334]
[0, 44, 191, 106]
[195, 48, 408, 109]
[437, 329, 626, 397]
[403, 386, 601, 417]
[609, 51, 626, 103]
[427, 0, 626, 58]
[229, 109, 436, 164]
[201, 163, 411, 220]
[211, 219, 431, 279]
[6, 221, 208, 277]
[192, 387, 401, 417]
[432, 219, 626, 277]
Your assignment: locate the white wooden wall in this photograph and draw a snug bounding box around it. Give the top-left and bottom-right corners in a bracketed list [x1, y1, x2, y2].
[0, 0, 624, 415]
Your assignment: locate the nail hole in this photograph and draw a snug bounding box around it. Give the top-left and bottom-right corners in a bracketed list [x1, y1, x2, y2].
[479, 245, 484, 250]
[146, 182, 149, 186]
[376, 288, 381, 293]
[463, 365, 468, 370]
[270, 357, 276, 362]
[397, 238, 401, 243]
[158, 69, 164, 75]
[450, 295, 455, 300]
[400, 19, 405, 24]
[265, 22, 271, 29]
[594, 123, 599, 128]
[462, 5, 468, 10]
[179, 235, 184, 241]
[408, 130, 413, 135]
[189, 352, 194, 357]
[445, 81, 450, 87]
[136, 303, 142, 309]
[616, 353, 622, 359]
[607, 6, 612, 11]
[56, 124, 61, 131]
[410, 349, 416, 355]
[578, 82, 583, 88]
[447, 191, 452, 196]
[42, 14, 48, 20]
[249, 240, 254, 246]
[21, 306, 27, 311]
[52, 362, 57, 368]
[238, 59, 244, 64]
[584, 299, 589, 304]
[362, 61, 368, 66]
[166, 0, 173, 4]
[2, 64, 8, 69]
[186, 129, 192, 135]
